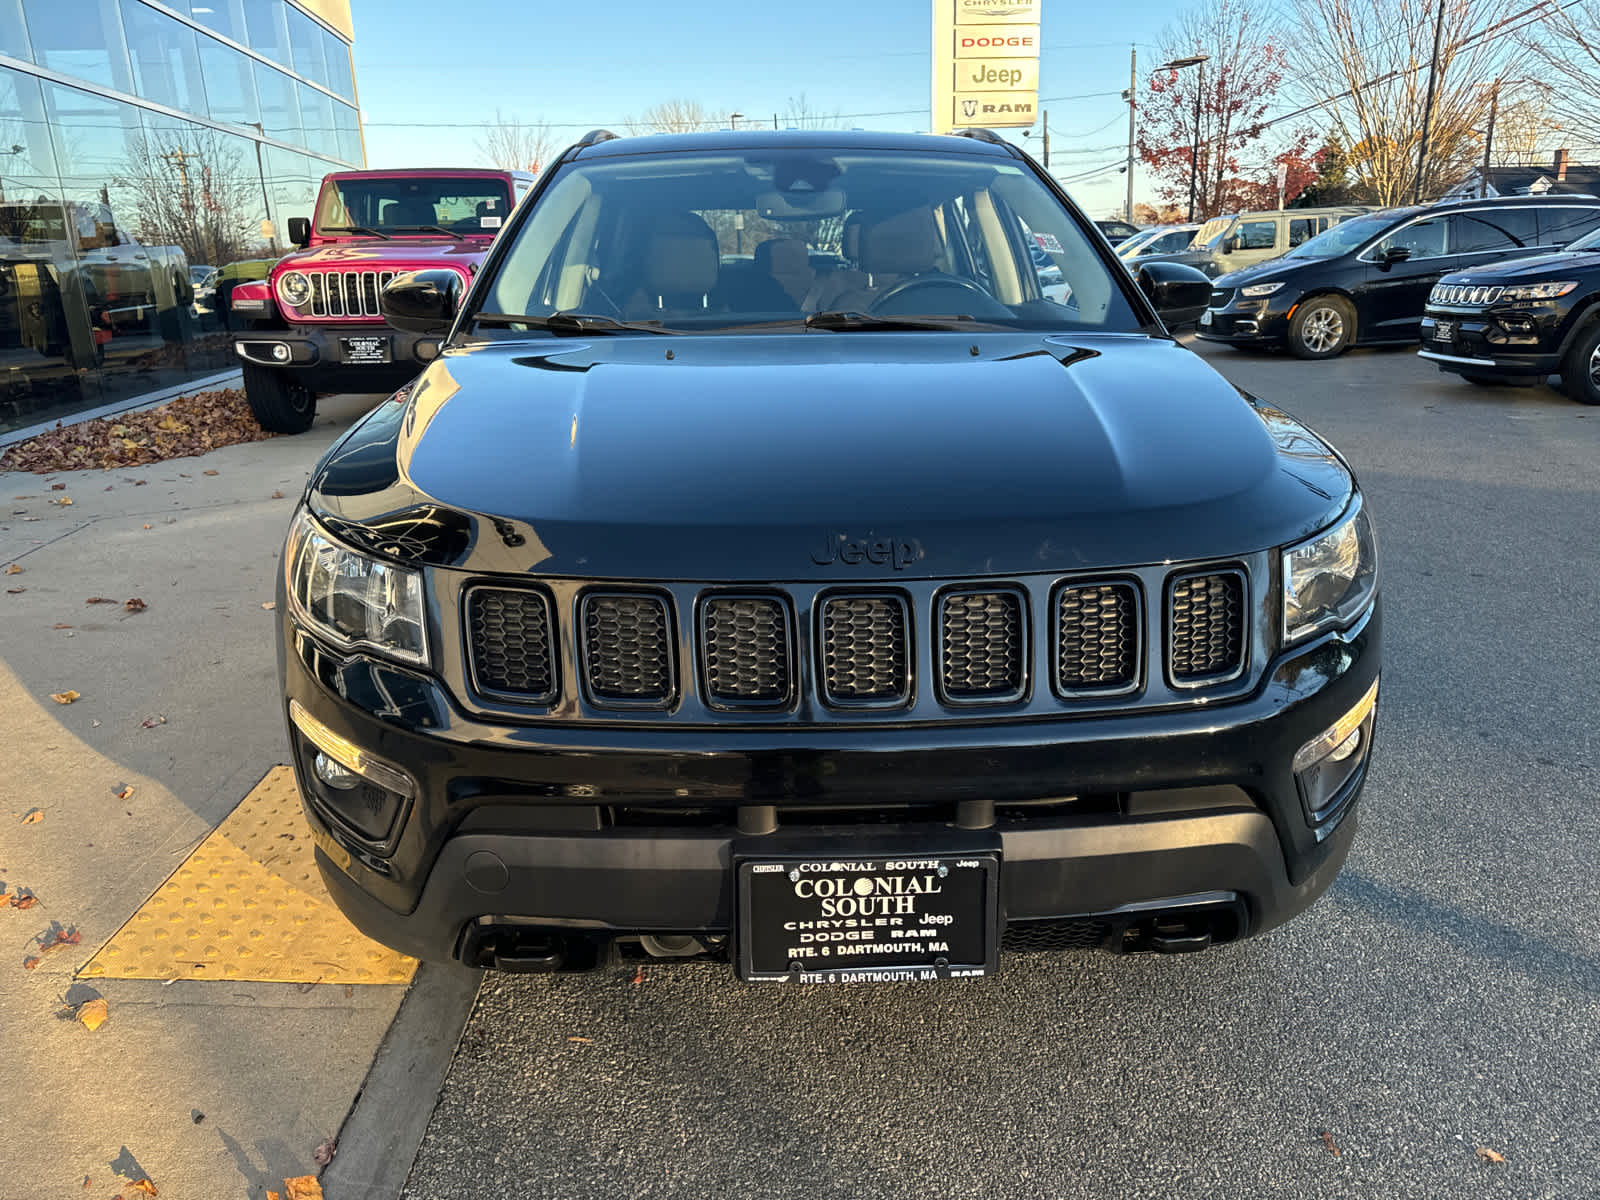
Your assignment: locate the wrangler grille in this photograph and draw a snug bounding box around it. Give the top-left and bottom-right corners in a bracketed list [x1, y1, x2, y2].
[303, 268, 399, 319]
[466, 587, 557, 700]
[701, 596, 792, 706]
[821, 595, 909, 705]
[1168, 571, 1246, 683]
[940, 590, 1024, 701]
[1056, 582, 1139, 691]
[582, 593, 674, 703]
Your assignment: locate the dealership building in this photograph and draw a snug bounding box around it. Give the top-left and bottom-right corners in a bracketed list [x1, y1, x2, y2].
[1, 0, 365, 436]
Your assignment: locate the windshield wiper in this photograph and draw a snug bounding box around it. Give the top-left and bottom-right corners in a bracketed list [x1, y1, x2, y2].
[474, 310, 680, 335]
[389, 224, 467, 241]
[803, 310, 988, 332]
[320, 224, 391, 240]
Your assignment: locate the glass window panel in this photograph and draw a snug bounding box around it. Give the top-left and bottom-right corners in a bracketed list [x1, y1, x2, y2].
[188, 0, 247, 44]
[254, 60, 300, 145]
[196, 34, 259, 127]
[298, 81, 335, 159]
[334, 100, 361, 166]
[240, 0, 290, 66]
[20, 0, 133, 92]
[1450, 208, 1537, 252]
[286, 5, 328, 88]
[262, 142, 320, 239]
[1235, 219, 1277, 250]
[121, 1, 207, 114]
[1, 0, 32, 61]
[1536, 206, 1600, 246]
[323, 29, 354, 101]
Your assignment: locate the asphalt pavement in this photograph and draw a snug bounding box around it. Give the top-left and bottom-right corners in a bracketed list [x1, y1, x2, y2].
[400, 340, 1600, 1199]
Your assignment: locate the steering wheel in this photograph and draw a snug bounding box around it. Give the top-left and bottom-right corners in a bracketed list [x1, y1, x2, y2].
[867, 273, 998, 314]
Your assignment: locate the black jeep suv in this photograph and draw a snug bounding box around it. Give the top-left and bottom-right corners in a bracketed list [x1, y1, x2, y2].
[277, 130, 1382, 984]
[1419, 222, 1600, 403]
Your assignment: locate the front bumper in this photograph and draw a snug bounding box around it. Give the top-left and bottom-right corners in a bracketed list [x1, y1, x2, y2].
[1195, 295, 1294, 345]
[234, 323, 441, 392]
[1417, 307, 1564, 377]
[278, 596, 1381, 967]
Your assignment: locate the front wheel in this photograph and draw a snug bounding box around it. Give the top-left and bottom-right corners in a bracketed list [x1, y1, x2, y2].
[1287, 296, 1355, 359]
[242, 360, 316, 433]
[1560, 322, 1600, 406]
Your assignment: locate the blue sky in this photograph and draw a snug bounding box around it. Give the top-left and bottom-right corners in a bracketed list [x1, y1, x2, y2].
[350, 0, 1176, 218]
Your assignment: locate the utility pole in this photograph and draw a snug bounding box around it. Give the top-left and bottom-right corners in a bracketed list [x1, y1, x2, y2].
[1124, 46, 1136, 222]
[1189, 60, 1204, 222]
[1041, 110, 1049, 168]
[1479, 78, 1499, 198]
[1413, 0, 1447, 204]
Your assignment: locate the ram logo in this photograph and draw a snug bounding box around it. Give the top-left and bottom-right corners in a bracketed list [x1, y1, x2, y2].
[961, 99, 979, 120]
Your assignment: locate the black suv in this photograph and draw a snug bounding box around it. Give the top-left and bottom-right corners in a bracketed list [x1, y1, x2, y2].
[277, 130, 1381, 984]
[1419, 225, 1600, 403]
[1198, 197, 1600, 358]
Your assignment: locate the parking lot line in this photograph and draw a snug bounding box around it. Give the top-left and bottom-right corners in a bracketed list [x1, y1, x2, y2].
[80, 766, 417, 985]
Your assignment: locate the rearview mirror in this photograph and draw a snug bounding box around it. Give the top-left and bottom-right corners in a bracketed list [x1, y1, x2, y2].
[755, 188, 846, 220]
[381, 270, 462, 335]
[287, 216, 311, 247]
[1136, 261, 1212, 325]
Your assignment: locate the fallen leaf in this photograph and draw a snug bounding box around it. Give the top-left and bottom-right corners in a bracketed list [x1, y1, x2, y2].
[124, 598, 147, 613]
[203, 469, 218, 476]
[140, 714, 166, 728]
[312, 1137, 337, 1166]
[50, 691, 80, 704]
[267, 1193, 281, 1200]
[567, 1036, 592, 1044]
[22, 808, 44, 824]
[51, 497, 72, 506]
[283, 1177, 322, 1200]
[1320, 1130, 1340, 1157]
[129, 1181, 158, 1197]
[261, 601, 276, 611]
[5, 587, 23, 594]
[134, 479, 148, 485]
[271, 489, 285, 499]
[86, 596, 117, 605]
[0, 388, 274, 474]
[114, 784, 134, 801]
[3, 563, 20, 574]
[49, 483, 65, 491]
[1476, 1146, 1506, 1164]
[13, 895, 37, 911]
[81, 1177, 91, 1190]
[631, 965, 644, 986]
[142, 524, 151, 530]
[22, 955, 40, 970]
[191, 1109, 205, 1124]
[53, 623, 73, 629]
[76, 997, 109, 1031]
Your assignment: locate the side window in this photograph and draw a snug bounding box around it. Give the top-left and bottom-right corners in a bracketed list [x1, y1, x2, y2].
[1236, 219, 1277, 250]
[1451, 209, 1536, 252]
[1160, 230, 1190, 252]
[1375, 217, 1449, 260]
[1289, 218, 1316, 246]
[1537, 206, 1600, 246]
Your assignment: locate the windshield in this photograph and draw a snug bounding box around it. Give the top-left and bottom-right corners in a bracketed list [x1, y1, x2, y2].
[313, 176, 512, 237]
[1284, 212, 1400, 260]
[1567, 225, 1600, 251]
[1193, 217, 1234, 250]
[479, 148, 1141, 333]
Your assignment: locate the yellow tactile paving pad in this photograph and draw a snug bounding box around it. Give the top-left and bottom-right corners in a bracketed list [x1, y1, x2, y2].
[81, 767, 417, 985]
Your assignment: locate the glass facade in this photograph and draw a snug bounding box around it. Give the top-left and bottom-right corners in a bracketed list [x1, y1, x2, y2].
[1, 0, 362, 434]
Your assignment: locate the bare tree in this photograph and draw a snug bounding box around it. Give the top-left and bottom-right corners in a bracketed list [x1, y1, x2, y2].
[625, 99, 719, 135]
[1488, 88, 1563, 166]
[782, 93, 840, 130]
[116, 125, 267, 267]
[1524, 2, 1600, 137]
[1290, 0, 1528, 203]
[476, 109, 558, 173]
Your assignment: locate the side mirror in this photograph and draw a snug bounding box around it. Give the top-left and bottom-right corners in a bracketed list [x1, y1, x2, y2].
[1136, 261, 1212, 324]
[287, 217, 311, 247]
[1223, 235, 1240, 254]
[1380, 245, 1412, 267]
[381, 269, 462, 335]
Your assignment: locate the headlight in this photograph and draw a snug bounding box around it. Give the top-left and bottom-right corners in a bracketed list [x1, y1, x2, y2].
[1283, 500, 1378, 645]
[277, 271, 311, 307]
[1496, 280, 1576, 301]
[1240, 282, 1284, 297]
[285, 511, 428, 665]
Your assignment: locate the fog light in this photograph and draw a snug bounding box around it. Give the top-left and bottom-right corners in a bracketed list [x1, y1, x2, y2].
[289, 699, 415, 798]
[1294, 679, 1378, 820]
[314, 750, 361, 790]
[271, 343, 291, 362]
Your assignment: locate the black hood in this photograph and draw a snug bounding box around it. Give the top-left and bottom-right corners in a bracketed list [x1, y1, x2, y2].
[1213, 258, 1308, 288]
[1441, 249, 1598, 282]
[308, 332, 1353, 580]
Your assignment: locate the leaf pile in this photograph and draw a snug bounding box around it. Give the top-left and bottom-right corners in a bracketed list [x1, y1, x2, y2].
[0, 388, 277, 474]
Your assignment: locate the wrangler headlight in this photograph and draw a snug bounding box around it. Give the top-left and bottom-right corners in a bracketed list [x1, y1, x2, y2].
[277, 271, 312, 307]
[1496, 280, 1576, 301]
[1240, 282, 1284, 297]
[1283, 500, 1378, 645]
[285, 510, 428, 665]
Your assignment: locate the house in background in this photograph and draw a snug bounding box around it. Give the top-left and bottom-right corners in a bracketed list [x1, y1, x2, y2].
[1440, 149, 1600, 202]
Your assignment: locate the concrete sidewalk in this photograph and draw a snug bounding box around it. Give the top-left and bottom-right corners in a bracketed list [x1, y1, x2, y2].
[0, 396, 459, 1197]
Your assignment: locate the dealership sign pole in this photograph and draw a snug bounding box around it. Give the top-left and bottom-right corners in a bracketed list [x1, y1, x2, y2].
[932, 0, 1041, 132]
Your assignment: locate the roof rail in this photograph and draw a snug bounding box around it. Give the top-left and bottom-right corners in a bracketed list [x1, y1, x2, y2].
[947, 127, 1008, 146]
[575, 129, 620, 147]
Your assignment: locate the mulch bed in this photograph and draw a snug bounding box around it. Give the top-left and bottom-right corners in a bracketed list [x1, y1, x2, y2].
[0, 389, 277, 474]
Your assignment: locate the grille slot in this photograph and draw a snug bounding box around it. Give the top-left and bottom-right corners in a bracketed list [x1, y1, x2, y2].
[1209, 287, 1234, 307]
[701, 595, 792, 707]
[1002, 918, 1113, 953]
[466, 587, 558, 701]
[939, 590, 1025, 702]
[1056, 582, 1139, 692]
[820, 595, 909, 705]
[1168, 570, 1246, 684]
[305, 268, 398, 318]
[582, 592, 674, 704]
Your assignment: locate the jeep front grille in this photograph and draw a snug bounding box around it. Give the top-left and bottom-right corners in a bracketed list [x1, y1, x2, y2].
[821, 595, 909, 705]
[940, 590, 1024, 702]
[701, 595, 792, 706]
[1168, 570, 1246, 684]
[1056, 582, 1139, 691]
[466, 587, 557, 701]
[303, 269, 398, 319]
[581, 592, 674, 704]
[1429, 283, 1504, 307]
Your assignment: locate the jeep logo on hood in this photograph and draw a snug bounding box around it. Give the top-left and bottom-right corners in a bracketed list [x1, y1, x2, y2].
[811, 533, 924, 570]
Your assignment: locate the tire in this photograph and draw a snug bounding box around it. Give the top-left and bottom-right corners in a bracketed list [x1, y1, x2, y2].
[1287, 295, 1355, 359]
[242, 360, 317, 433]
[1559, 321, 1600, 406]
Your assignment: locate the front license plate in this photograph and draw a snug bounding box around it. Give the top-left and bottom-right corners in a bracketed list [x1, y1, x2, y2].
[340, 335, 390, 364]
[737, 853, 999, 983]
[1433, 319, 1456, 343]
[1199, 309, 1213, 327]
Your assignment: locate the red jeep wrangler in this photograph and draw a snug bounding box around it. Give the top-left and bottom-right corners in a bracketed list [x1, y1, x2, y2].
[230, 167, 533, 432]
